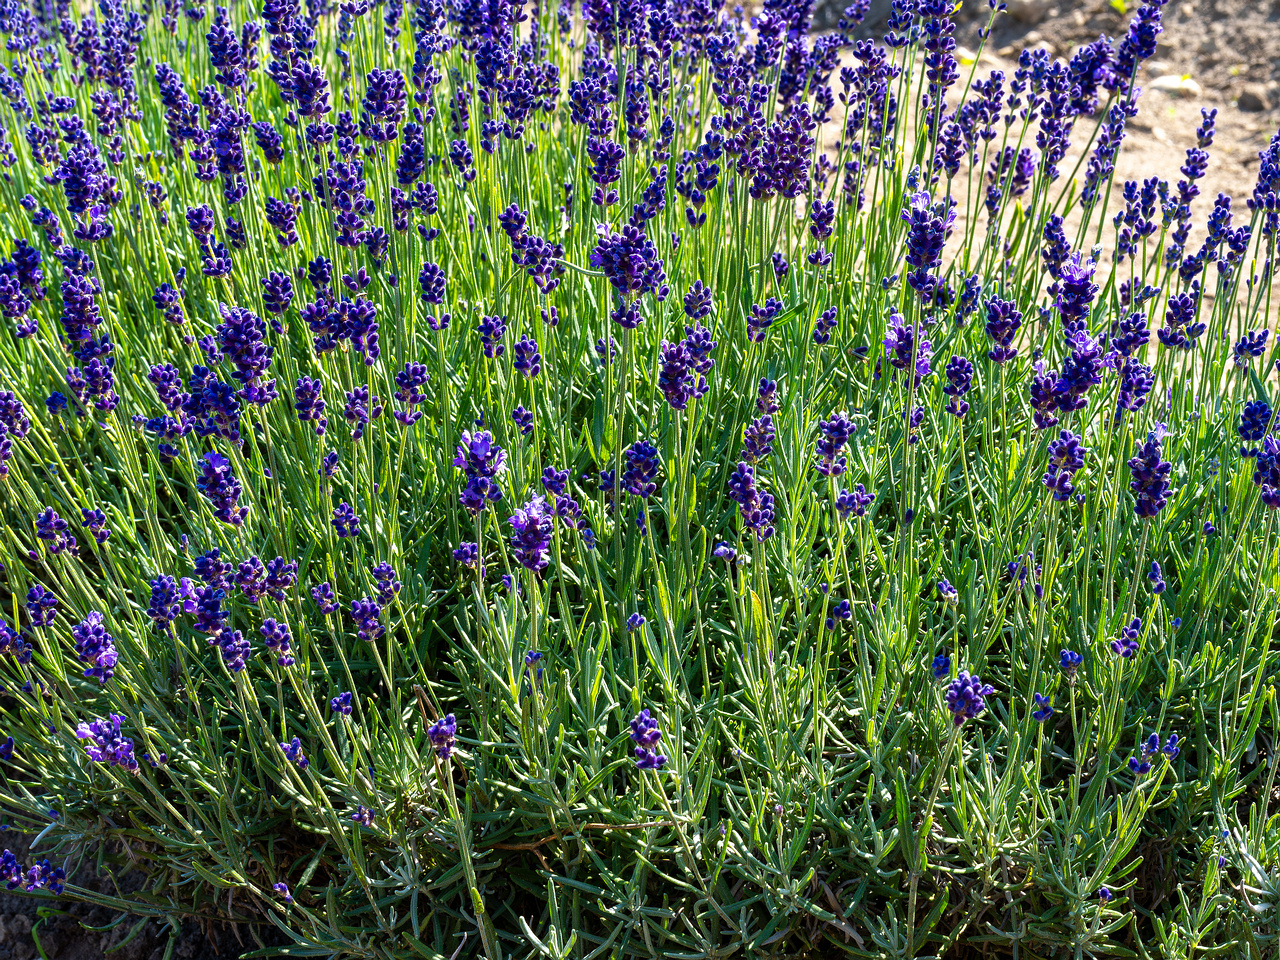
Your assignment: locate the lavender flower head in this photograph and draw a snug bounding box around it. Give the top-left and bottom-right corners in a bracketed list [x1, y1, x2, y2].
[428, 713, 457, 759]
[75, 714, 139, 773]
[509, 495, 554, 572]
[280, 736, 309, 769]
[1044, 430, 1087, 502]
[815, 413, 854, 477]
[1129, 430, 1172, 518]
[931, 653, 951, 680]
[1112, 617, 1141, 658]
[945, 671, 995, 725]
[900, 190, 955, 296]
[883, 315, 932, 385]
[630, 708, 668, 770]
[454, 430, 507, 514]
[72, 611, 118, 684]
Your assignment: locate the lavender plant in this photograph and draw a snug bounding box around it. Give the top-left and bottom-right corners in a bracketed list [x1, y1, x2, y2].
[0, 0, 1273, 955]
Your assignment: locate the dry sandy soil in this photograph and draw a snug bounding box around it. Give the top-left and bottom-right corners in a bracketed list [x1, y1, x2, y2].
[954, 0, 1280, 240]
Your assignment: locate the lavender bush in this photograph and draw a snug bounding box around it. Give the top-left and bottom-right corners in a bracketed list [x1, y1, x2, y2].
[0, 0, 1274, 954]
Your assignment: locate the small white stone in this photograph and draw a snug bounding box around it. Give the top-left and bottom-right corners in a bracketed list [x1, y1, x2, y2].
[1006, 0, 1052, 24]
[1148, 75, 1201, 99]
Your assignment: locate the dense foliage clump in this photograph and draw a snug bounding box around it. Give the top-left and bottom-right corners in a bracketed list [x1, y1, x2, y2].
[0, 0, 1275, 954]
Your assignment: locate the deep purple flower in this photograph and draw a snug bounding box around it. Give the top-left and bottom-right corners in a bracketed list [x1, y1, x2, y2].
[883, 315, 932, 385]
[1113, 0, 1167, 93]
[813, 306, 839, 345]
[196, 452, 248, 526]
[342, 386, 383, 441]
[261, 271, 294, 315]
[1148, 561, 1167, 594]
[331, 691, 353, 715]
[1051, 253, 1098, 334]
[428, 713, 457, 759]
[900, 190, 955, 296]
[943, 356, 974, 417]
[1081, 103, 1137, 209]
[1115, 361, 1155, 424]
[945, 671, 995, 725]
[684, 280, 713, 319]
[294, 377, 327, 435]
[1057, 326, 1105, 413]
[1128, 432, 1172, 518]
[280, 736, 309, 769]
[630, 709, 667, 770]
[1111, 617, 1141, 658]
[372, 563, 401, 606]
[80, 508, 111, 545]
[1044, 430, 1087, 502]
[360, 68, 406, 142]
[727, 462, 776, 542]
[984, 297, 1022, 363]
[746, 298, 782, 344]
[1234, 329, 1269, 368]
[147, 576, 181, 631]
[72, 611, 118, 683]
[590, 223, 668, 303]
[34, 507, 76, 554]
[815, 414, 854, 477]
[757, 379, 780, 415]
[622, 441, 660, 498]
[25, 584, 57, 627]
[453, 542, 482, 571]
[261, 619, 295, 667]
[513, 334, 542, 379]
[1059, 649, 1082, 678]
[393, 362, 430, 425]
[454, 431, 506, 514]
[23, 859, 65, 895]
[836, 483, 875, 518]
[0, 622, 31, 665]
[349, 596, 383, 643]
[309, 581, 338, 615]
[742, 415, 776, 463]
[931, 654, 951, 680]
[332, 502, 361, 537]
[1240, 401, 1273, 454]
[264, 557, 296, 603]
[1254, 435, 1280, 509]
[509, 495, 554, 571]
[75, 714, 138, 773]
[216, 303, 275, 390]
[825, 599, 852, 631]
[1029, 365, 1061, 430]
[212, 629, 252, 672]
[477, 315, 506, 358]
[1031, 693, 1053, 723]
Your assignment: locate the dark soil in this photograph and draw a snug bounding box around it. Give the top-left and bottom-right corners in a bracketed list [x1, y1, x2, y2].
[0, 834, 285, 960]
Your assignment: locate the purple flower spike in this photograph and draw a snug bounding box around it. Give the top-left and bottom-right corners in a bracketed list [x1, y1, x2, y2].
[630, 709, 668, 770]
[945, 671, 995, 725]
[428, 714, 457, 759]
